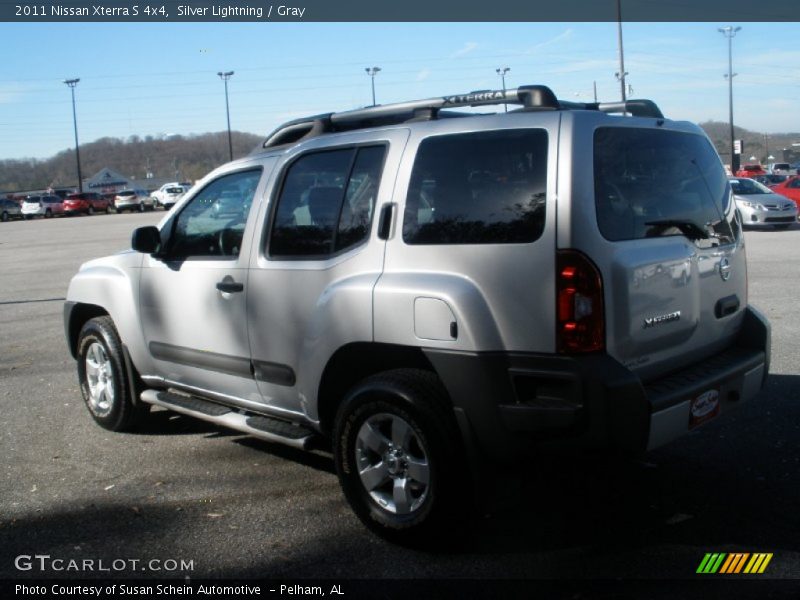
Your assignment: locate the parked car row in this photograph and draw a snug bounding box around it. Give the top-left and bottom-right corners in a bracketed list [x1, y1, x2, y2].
[736, 162, 800, 179]
[1, 185, 191, 222]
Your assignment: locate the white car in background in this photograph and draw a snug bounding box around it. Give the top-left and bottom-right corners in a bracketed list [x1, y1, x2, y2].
[158, 185, 190, 210]
[21, 195, 65, 219]
[151, 182, 191, 208]
[767, 163, 792, 176]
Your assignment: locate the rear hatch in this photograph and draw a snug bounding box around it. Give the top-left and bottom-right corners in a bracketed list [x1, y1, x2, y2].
[583, 123, 746, 381]
[22, 198, 42, 212]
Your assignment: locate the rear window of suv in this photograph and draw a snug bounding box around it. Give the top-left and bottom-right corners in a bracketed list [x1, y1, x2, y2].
[594, 127, 735, 246]
[403, 129, 547, 245]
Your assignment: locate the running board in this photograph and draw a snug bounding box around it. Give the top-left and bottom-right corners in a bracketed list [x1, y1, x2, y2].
[140, 389, 315, 450]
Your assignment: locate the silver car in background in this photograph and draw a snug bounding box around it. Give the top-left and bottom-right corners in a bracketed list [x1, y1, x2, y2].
[21, 195, 65, 219]
[0, 198, 22, 222]
[730, 177, 797, 229]
[114, 189, 155, 213]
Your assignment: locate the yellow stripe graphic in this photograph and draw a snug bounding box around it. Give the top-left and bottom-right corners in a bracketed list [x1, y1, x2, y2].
[743, 554, 758, 573]
[758, 554, 773, 574]
[753, 554, 767, 573]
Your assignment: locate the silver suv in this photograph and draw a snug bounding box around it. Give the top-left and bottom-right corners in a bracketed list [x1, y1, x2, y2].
[64, 85, 770, 543]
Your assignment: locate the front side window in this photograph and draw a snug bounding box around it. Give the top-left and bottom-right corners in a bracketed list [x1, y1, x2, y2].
[403, 129, 548, 245]
[167, 168, 262, 260]
[594, 128, 734, 246]
[269, 145, 386, 257]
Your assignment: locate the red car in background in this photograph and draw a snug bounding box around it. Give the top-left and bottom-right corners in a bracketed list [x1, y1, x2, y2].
[63, 192, 111, 215]
[735, 164, 767, 178]
[770, 176, 800, 210]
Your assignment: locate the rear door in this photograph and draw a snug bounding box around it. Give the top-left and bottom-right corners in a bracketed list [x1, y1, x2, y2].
[246, 130, 408, 421]
[578, 121, 746, 380]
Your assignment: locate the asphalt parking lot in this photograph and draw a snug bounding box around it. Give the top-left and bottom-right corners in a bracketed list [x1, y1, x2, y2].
[1, 213, 798, 595]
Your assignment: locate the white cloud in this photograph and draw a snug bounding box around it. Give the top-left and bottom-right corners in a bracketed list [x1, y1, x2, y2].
[763, 98, 795, 110]
[450, 42, 478, 59]
[525, 29, 574, 54]
[416, 69, 431, 82]
[741, 50, 800, 67]
[0, 84, 28, 105]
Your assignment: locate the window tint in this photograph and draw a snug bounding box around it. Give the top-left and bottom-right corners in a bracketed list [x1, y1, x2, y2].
[167, 168, 261, 260]
[403, 129, 547, 245]
[270, 145, 386, 257]
[594, 128, 734, 246]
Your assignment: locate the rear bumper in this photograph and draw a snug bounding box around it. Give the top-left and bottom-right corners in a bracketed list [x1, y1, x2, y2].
[424, 306, 770, 458]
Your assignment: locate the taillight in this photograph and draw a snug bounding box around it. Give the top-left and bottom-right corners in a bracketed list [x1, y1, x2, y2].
[556, 250, 605, 353]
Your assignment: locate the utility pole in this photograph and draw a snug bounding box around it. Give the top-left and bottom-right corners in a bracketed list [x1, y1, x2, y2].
[217, 71, 234, 162]
[593, 80, 598, 102]
[63, 78, 83, 192]
[719, 26, 741, 173]
[496, 67, 511, 112]
[365, 67, 381, 106]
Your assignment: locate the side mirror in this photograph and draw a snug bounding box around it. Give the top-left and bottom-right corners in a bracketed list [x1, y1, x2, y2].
[131, 226, 161, 255]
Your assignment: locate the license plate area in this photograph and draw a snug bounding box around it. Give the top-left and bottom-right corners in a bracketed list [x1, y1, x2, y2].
[688, 388, 720, 429]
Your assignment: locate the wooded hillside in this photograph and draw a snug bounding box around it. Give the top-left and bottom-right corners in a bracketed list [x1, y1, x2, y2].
[0, 131, 262, 192]
[2, 124, 798, 193]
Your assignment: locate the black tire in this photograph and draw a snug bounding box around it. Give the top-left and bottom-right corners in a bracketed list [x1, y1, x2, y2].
[1, 211, 7, 222]
[333, 369, 467, 546]
[138, 202, 145, 213]
[45, 209, 52, 218]
[88, 205, 95, 215]
[105, 204, 111, 214]
[76, 316, 149, 432]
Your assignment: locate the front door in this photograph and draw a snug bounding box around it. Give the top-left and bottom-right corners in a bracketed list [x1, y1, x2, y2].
[139, 164, 269, 407]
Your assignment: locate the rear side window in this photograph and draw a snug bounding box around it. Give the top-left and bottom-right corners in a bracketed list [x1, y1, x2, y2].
[594, 128, 734, 246]
[403, 129, 547, 245]
[269, 145, 386, 257]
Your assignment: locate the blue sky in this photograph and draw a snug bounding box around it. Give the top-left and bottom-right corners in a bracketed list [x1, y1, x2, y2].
[1, 21, 798, 159]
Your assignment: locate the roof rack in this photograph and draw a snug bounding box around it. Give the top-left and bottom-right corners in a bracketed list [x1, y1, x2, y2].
[260, 84, 664, 150]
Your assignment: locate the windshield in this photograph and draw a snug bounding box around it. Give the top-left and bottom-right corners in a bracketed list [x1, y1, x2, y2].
[730, 178, 771, 195]
[117, 191, 135, 197]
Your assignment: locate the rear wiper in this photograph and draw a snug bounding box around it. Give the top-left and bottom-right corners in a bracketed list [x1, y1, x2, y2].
[644, 219, 709, 240]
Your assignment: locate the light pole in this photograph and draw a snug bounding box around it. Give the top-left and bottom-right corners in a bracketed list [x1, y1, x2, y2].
[719, 26, 741, 174]
[365, 67, 381, 106]
[63, 78, 83, 193]
[217, 71, 234, 162]
[496, 67, 510, 112]
[616, 0, 628, 103]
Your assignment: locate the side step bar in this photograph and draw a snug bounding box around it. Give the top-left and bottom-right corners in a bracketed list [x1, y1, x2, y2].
[140, 389, 316, 450]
